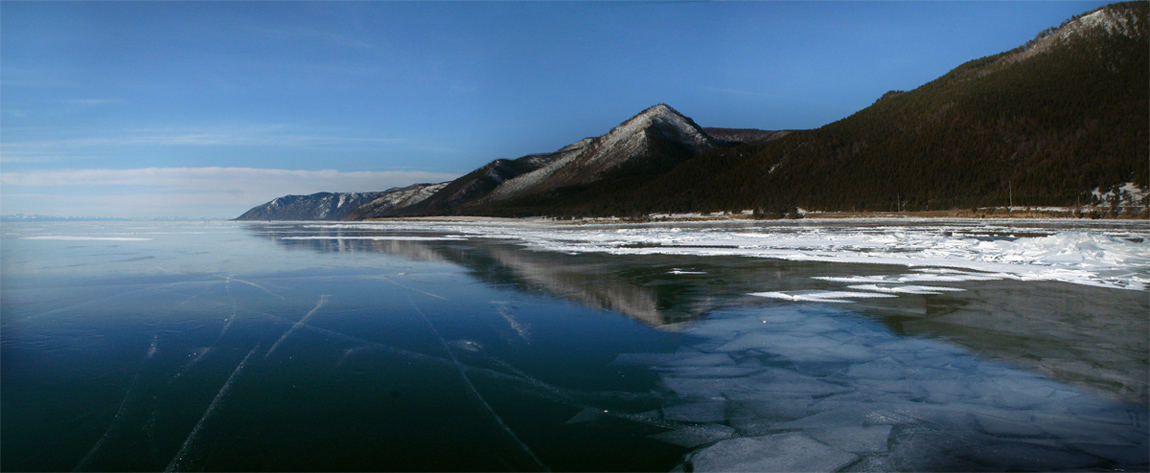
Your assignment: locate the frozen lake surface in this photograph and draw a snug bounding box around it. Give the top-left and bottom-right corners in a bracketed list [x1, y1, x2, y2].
[2, 219, 1147, 471]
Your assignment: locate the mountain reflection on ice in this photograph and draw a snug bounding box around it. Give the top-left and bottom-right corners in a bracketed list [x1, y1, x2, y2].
[311, 219, 1150, 290]
[261, 221, 1149, 470]
[267, 224, 1148, 406]
[2, 221, 1147, 472]
[261, 220, 1150, 469]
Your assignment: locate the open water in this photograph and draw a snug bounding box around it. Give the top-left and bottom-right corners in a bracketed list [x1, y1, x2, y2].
[2, 219, 1147, 471]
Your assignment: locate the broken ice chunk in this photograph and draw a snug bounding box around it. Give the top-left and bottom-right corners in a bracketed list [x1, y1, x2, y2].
[712, 332, 782, 353]
[771, 409, 874, 430]
[845, 358, 916, 380]
[663, 401, 729, 423]
[661, 364, 766, 378]
[686, 432, 858, 472]
[1072, 441, 1150, 465]
[565, 407, 608, 424]
[974, 412, 1045, 437]
[730, 398, 812, 421]
[804, 425, 892, 454]
[666, 353, 736, 367]
[649, 424, 736, 447]
[967, 439, 1100, 470]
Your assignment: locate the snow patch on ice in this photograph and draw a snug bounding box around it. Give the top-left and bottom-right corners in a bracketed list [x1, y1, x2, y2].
[845, 284, 966, 295]
[294, 220, 1150, 291]
[750, 291, 899, 304]
[279, 236, 465, 241]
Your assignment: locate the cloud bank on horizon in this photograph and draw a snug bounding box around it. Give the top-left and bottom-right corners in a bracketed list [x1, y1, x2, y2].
[0, 1, 1112, 218]
[1, 168, 457, 219]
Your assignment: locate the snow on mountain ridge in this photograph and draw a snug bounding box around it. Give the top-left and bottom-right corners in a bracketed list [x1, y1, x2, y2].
[365, 183, 444, 211]
[236, 191, 388, 221]
[481, 105, 719, 205]
[337, 183, 448, 220]
[480, 137, 594, 202]
[1003, 3, 1144, 64]
[587, 104, 713, 165]
[1060, 6, 1141, 40]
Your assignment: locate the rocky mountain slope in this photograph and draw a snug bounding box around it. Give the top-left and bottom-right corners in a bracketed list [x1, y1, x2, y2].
[235, 191, 388, 221]
[339, 183, 448, 221]
[477, 105, 721, 207]
[353, 144, 584, 219]
[348, 104, 746, 219]
[245, 2, 1145, 220]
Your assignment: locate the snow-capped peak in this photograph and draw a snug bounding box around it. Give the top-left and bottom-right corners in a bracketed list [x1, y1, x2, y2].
[479, 104, 721, 204]
[636, 103, 678, 120]
[590, 104, 716, 164]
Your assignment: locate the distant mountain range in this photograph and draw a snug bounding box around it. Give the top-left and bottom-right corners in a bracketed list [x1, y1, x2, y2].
[237, 1, 1147, 221]
[235, 192, 386, 221]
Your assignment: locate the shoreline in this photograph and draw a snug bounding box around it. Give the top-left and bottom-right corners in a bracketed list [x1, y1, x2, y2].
[361, 207, 1149, 225]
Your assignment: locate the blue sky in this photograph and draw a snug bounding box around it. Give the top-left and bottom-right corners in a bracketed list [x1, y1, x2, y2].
[2, 1, 1112, 219]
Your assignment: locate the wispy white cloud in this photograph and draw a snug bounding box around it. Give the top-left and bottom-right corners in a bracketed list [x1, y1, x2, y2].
[2, 166, 455, 190]
[3, 125, 403, 151]
[0, 167, 459, 218]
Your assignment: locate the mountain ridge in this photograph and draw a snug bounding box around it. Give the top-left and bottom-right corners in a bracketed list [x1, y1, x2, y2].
[339, 183, 448, 221]
[346, 103, 740, 219]
[478, 104, 721, 206]
[236, 191, 388, 221]
[501, 1, 1147, 217]
[238, 1, 1147, 221]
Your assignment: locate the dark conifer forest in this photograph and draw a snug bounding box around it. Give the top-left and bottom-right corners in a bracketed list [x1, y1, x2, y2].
[477, 2, 1147, 217]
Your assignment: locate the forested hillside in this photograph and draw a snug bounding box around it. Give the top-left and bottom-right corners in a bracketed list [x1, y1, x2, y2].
[481, 2, 1147, 217]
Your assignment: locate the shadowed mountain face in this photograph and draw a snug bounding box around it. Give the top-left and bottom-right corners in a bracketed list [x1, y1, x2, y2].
[703, 128, 790, 146]
[235, 192, 387, 221]
[619, 1, 1149, 215]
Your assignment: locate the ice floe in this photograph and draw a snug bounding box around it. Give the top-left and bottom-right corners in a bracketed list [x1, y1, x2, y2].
[685, 432, 859, 472]
[626, 307, 1149, 471]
